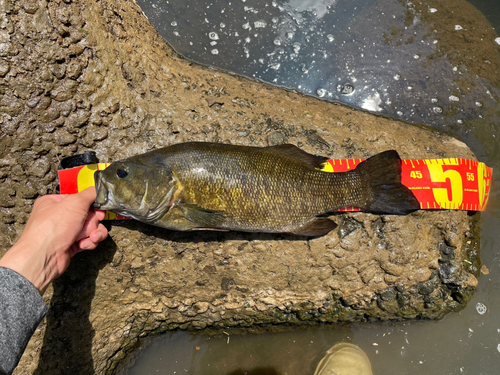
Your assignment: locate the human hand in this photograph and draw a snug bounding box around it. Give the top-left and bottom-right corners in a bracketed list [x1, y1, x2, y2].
[0, 187, 108, 295]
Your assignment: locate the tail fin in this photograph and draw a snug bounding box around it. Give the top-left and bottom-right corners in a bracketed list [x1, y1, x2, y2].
[355, 150, 420, 214]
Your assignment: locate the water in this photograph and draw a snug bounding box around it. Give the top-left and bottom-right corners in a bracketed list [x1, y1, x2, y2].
[120, 0, 500, 373]
[138, 0, 500, 139]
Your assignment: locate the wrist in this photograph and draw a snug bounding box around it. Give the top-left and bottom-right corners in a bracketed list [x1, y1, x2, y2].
[0, 239, 52, 295]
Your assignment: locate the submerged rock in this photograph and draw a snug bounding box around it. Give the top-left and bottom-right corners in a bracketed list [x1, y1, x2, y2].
[0, 1, 484, 374]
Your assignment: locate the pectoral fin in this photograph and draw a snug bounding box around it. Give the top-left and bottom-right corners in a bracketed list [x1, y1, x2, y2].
[178, 203, 226, 229]
[290, 217, 337, 236]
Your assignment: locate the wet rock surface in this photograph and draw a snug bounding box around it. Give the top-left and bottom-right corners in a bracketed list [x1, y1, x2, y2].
[0, 1, 481, 374]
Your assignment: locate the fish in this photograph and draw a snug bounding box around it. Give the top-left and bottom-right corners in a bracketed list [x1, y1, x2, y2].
[93, 142, 419, 236]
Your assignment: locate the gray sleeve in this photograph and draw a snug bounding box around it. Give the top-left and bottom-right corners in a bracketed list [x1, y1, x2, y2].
[0, 266, 48, 375]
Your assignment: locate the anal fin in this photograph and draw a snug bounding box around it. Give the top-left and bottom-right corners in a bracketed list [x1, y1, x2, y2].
[290, 217, 337, 237]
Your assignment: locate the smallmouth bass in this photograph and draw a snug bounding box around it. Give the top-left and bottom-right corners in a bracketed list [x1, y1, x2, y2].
[93, 142, 419, 236]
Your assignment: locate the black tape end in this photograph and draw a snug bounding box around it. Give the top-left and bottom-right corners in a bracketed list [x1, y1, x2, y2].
[56, 151, 99, 194]
[58, 151, 99, 171]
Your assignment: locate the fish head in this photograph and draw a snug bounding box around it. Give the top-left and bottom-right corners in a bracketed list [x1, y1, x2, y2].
[93, 159, 177, 222]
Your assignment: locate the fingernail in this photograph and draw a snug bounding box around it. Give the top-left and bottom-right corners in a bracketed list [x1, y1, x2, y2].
[97, 232, 104, 241]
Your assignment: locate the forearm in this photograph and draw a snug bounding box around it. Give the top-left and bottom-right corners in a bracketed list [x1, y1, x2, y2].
[0, 267, 48, 375]
[0, 240, 60, 295]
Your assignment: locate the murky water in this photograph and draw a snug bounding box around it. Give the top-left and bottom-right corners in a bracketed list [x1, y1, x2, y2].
[119, 0, 500, 374]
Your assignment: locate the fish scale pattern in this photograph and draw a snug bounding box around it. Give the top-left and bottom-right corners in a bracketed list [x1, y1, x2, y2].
[151, 143, 365, 233]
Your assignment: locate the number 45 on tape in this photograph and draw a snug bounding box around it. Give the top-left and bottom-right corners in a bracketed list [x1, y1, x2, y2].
[323, 157, 492, 211]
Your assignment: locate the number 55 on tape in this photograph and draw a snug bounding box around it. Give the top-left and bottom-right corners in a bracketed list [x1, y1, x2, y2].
[323, 157, 492, 211]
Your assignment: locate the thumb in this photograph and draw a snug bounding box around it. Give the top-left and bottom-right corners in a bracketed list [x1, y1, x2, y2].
[66, 187, 97, 207]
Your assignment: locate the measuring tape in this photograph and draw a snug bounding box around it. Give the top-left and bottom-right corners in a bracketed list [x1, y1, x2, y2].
[58, 157, 492, 219]
[322, 158, 492, 212]
[58, 163, 126, 220]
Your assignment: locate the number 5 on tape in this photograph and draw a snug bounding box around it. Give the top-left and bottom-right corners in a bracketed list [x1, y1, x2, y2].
[402, 158, 492, 211]
[324, 157, 492, 211]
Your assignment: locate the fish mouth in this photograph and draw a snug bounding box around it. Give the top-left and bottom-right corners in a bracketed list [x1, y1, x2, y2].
[93, 170, 109, 209]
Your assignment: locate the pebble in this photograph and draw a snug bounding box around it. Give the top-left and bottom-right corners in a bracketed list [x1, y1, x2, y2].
[307, 132, 330, 148]
[55, 6, 70, 24]
[1, 212, 15, 224]
[68, 109, 91, 128]
[40, 108, 60, 123]
[109, 102, 120, 113]
[27, 97, 40, 109]
[1, 97, 22, 116]
[381, 261, 405, 276]
[193, 302, 210, 314]
[0, 187, 15, 208]
[267, 131, 286, 146]
[35, 96, 52, 111]
[480, 265, 489, 275]
[12, 165, 25, 176]
[418, 281, 435, 295]
[445, 232, 460, 247]
[60, 101, 74, 117]
[51, 63, 66, 79]
[50, 79, 79, 101]
[68, 31, 84, 45]
[66, 60, 83, 79]
[54, 129, 77, 145]
[0, 61, 10, 77]
[69, 43, 84, 56]
[22, 1, 38, 14]
[29, 158, 51, 178]
[0, 196, 15, 208]
[48, 45, 65, 63]
[17, 183, 37, 199]
[87, 125, 108, 141]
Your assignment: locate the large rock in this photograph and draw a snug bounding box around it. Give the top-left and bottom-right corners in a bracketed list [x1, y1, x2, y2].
[0, 1, 481, 374]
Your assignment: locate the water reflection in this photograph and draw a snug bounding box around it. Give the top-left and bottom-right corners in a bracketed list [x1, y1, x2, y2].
[124, 0, 500, 374]
[118, 325, 355, 375]
[139, 0, 499, 136]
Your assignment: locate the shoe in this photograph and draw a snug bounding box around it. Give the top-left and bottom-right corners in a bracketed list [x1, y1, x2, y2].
[313, 343, 373, 375]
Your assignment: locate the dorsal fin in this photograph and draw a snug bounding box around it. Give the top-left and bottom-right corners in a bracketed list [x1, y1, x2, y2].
[264, 144, 328, 170]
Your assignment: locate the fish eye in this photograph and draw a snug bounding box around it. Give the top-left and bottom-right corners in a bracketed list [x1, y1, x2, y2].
[116, 167, 129, 178]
